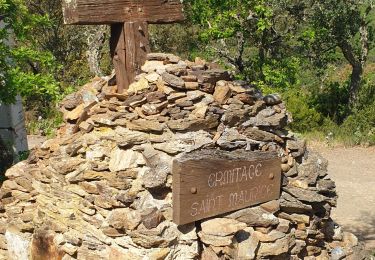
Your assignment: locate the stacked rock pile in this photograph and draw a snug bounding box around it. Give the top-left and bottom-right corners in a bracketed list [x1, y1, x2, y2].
[0, 53, 366, 260]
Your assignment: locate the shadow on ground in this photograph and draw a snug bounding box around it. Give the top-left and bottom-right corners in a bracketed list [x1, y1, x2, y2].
[342, 210, 375, 253]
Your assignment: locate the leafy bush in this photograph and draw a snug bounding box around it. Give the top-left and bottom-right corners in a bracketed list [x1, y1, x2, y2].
[26, 107, 63, 137]
[310, 81, 350, 124]
[282, 88, 324, 133]
[0, 0, 61, 105]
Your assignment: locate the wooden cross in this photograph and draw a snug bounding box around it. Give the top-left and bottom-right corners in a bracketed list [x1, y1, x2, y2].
[62, 0, 184, 93]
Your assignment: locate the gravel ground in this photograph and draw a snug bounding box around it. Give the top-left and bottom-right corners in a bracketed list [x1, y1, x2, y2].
[312, 143, 375, 252]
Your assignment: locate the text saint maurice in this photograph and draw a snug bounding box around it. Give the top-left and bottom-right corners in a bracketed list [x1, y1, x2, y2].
[190, 162, 275, 217]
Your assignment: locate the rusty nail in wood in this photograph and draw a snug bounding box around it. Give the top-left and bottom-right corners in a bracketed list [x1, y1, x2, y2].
[190, 187, 197, 194]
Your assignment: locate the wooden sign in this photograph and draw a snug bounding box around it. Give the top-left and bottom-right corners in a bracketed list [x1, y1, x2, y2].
[173, 150, 281, 225]
[62, 0, 184, 92]
[62, 0, 184, 25]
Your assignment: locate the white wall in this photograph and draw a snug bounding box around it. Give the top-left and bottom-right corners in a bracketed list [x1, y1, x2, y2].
[0, 20, 28, 161]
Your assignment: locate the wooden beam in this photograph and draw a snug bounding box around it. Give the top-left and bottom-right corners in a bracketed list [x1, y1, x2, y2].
[110, 23, 128, 93]
[110, 22, 150, 92]
[62, 0, 184, 25]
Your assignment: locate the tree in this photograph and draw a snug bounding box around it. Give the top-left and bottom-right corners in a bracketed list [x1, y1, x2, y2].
[185, 0, 305, 90]
[305, 0, 374, 107]
[0, 0, 60, 105]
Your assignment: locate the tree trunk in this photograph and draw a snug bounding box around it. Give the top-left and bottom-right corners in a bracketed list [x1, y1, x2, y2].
[85, 25, 107, 76]
[338, 39, 365, 108]
[349, 64, 363, 107]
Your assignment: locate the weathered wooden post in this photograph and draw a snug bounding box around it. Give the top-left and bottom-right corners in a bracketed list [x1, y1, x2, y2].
[62, 0, 184, 93]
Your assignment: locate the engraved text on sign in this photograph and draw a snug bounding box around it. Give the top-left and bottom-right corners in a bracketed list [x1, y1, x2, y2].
[172, 150, 281, 225]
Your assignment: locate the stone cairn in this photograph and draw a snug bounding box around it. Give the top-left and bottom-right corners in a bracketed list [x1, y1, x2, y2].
[0, 53, 366, 260]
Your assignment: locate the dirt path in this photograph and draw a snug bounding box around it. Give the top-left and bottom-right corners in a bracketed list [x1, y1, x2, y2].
[312, 143, 375, 251]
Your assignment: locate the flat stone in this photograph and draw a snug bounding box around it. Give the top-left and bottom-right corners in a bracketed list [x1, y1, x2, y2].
[191, 69, 231, 84]
[50, 157, 86, 175]
[185, 82, 199, 90]
[246, 112, 288, 128]
[278, 212, 310, 224]
[287, 139, 306, 158]
[128, 77, 150, 93]
[291, 239, 306, 255]
[213, 85, 231, 104]
[242, 127, 284, 143]
[260, 200, 280, 213]
[263, 94, 282, 105]
[283, 186, 329, 203]
[107, 208, 141, 230]
[280, 192, 313, 213]
[109, 148, 144, 172]
[147, 53, 180, 63]
[201, 246, 220, 260]
[276, 219, 290, 233]
[142, 101, 168, 115]
[228, 81, 255, 94]
[79, 121, 94, 133]
[140, 207, 165, 229]
[257, 234, 295, 257]
[152, 130, 212, 155]
[181, 75, 198, 82]
[186, 90, 205, 101]
[225, 207, 279, 227]
[175, 98, 194, 107]
[249, 101, 266, 116]
[167, 92, 187, 102]
[235, 228, 259, 260]
[235, 93, 255, 105]
[142, 145, 172, 190]
[114, 127, 150, 146]
[65, 104, 84, 121]
[126, 119, 165, 133]
[167, 114, 219, 132]
[253, 230, 286, 242]
[166, 64, 187, 76]
[145, 72, 160, 82]
[162, 73, 185, 89]
[198, 232, 233, 247]
[192, 103, 208, 118]
[201, 218, 247, 237]
[216, 127, 247, 149]
[124, 94, 146, 107]
[148, 248, 170, 260]
[141, 60, 165, 73]
[145, 91, 167, 103]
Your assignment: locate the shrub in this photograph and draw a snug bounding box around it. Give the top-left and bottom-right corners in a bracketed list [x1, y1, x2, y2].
[282, 88, 324, 133]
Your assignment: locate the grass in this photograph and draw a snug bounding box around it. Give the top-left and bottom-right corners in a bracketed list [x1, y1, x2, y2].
[26, 108, 63, 138]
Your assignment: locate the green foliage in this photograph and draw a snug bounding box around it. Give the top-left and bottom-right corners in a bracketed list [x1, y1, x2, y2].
[0, 0, 61, 105]
[310, 82, 351, 124]
[282, 88, 324, 133]
[26, 107, 63, 137]
[185, 0, 304, 87]
[256, 57, 300, 92]
[149, 23, 203, 60]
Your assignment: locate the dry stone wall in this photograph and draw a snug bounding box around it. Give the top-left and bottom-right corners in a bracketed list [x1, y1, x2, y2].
[0, 53, 367, 260]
